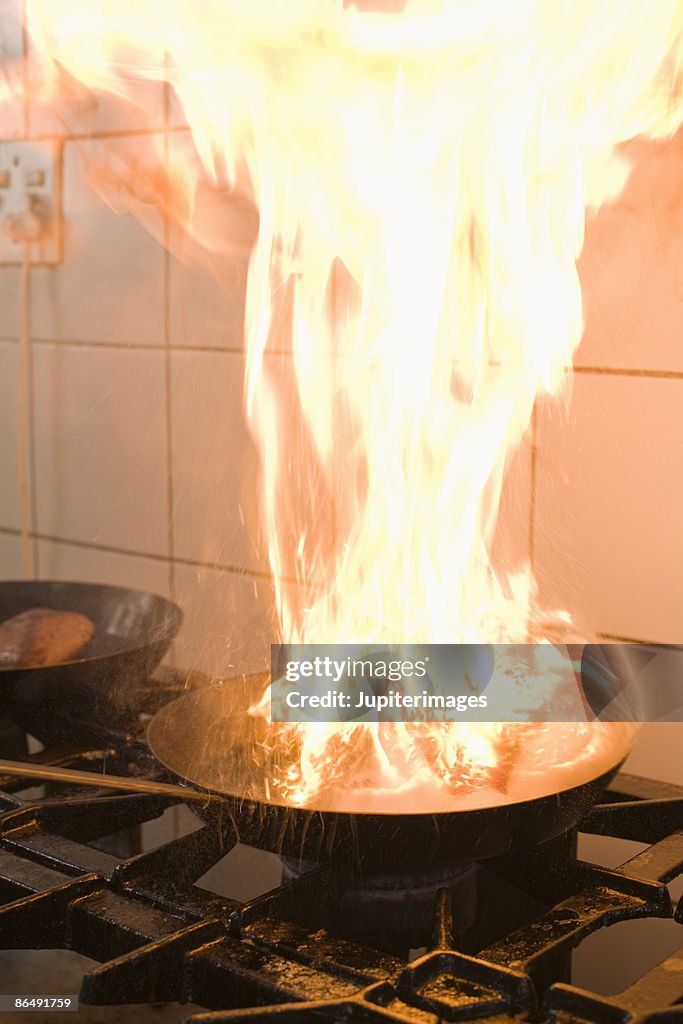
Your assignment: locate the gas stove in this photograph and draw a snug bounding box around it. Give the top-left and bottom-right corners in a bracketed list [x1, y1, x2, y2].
[0, 673, 681, 1023]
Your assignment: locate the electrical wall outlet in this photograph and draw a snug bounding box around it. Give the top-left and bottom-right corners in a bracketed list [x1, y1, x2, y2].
[0, 140, 63, 265]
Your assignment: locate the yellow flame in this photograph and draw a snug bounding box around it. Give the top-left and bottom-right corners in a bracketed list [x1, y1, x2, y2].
[22, 0, 683, 809]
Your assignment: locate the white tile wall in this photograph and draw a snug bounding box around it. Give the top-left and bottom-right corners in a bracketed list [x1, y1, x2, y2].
[166, 88, 187, 132]
[173, 563, 275, 679]
[36, 537, 170, 595]
[166, 130, 253, 349]
[30, 137, 165, 346]
[32, 343, 169, 554]
[170, 348, 266, 574]
[534, 374, 683, 642]
[624, 723, 683, 784]
[577, 133, 683, 373]
[0, 268, 21, 339]
[168, 248, 247, 350]
[490, 436, 533, 577]
[0, 0, 25, 140]
[24, 0, 166, 139]
[0, 530, 22, 576]
[27, 66, 166, 140]
[0, 340, 21, 530]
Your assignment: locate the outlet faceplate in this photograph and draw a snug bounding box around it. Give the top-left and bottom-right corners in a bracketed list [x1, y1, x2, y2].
[0, 140, 63, 265]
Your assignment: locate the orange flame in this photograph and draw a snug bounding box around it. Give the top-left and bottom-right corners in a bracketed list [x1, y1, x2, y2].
[22, 0, 683, 809]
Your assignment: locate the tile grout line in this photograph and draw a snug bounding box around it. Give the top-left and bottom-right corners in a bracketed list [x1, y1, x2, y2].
[4, 336, 683, 378]
[25, 257, 39, 579]
[162, 65, 176, 605]
[5, 336, 280, 356]
[570, 365, 683, 380]
[20, 1, 39, 579]
[159, 2, 175, 691]
[527, 401, 538, 640]
[24, 124, 188, 145]
[0, 528, 286, 582]
[20, 0, 28, 139]
[163, 9, 185, 835]
[596, 632, 681, 647]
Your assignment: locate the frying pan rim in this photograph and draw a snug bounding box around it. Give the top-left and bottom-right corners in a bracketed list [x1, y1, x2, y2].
[0, 579, 183, 673]
[147, 687, 626, 819]
[154, 759, 622, 822]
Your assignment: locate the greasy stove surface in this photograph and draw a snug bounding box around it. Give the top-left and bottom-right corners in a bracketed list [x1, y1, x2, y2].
[0, 682, 681, 1023]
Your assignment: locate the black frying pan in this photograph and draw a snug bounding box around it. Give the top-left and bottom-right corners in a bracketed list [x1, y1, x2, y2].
[147, 679, 623, 871]
[0, 580, 182, 722]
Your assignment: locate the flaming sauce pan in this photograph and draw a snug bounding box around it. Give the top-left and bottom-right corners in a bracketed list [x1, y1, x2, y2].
[147, 680, 621, 871]
[0, 580, 182, 720]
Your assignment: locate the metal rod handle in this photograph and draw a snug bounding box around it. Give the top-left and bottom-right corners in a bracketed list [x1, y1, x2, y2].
[0, 758, 213, 803]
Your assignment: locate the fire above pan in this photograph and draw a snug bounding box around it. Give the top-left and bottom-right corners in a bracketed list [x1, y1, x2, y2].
[146, 677, 630, 871]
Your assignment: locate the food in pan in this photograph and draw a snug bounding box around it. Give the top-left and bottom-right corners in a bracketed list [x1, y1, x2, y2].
[0, 608, 95, 669]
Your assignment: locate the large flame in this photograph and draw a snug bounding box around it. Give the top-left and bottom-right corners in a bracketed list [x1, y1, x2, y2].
[22, 0, 683, 810]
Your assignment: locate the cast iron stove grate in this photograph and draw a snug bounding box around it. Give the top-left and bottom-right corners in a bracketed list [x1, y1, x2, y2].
[0, 693, 681, 1024]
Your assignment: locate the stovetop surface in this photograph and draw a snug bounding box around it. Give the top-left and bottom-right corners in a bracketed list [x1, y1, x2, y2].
[0, 675, 681, 1023]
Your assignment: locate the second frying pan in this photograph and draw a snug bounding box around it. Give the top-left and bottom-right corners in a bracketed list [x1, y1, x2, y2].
[0, 580, 182, 723]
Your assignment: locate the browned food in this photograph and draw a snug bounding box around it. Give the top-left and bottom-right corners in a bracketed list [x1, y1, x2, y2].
[0, 608, 95, 669]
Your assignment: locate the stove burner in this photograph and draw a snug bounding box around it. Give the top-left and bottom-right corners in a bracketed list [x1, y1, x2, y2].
[0, 677, 680, 1023]
[281, 856, 481, 954]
